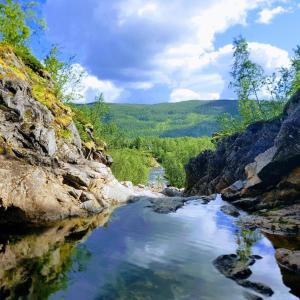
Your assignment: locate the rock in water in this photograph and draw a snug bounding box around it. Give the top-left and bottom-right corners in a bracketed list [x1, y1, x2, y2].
[213, 254, 274, 297]
[220, 205, 240, 217]
[213, 254, 253, 280]
[275, 248, 300, 273]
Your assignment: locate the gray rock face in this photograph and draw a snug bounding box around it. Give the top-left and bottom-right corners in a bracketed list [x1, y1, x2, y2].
[185, 90, 300, 215]
[185, 119, 281, 196]
[0, 47, 161, 225]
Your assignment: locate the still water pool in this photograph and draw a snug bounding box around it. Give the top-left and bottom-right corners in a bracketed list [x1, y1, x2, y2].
[0, 197, 299, 300]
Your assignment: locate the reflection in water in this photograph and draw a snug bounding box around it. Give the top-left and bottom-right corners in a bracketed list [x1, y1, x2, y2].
[0, 211, 112, 300]
[0, 198, 299, 300]
[236, 227, 261, 261]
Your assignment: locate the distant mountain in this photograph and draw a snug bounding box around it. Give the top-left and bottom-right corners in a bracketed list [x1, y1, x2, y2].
[106, 100, 239, 138]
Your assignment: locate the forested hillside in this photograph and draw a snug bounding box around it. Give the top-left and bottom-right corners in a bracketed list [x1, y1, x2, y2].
[105, 100, 238, 138]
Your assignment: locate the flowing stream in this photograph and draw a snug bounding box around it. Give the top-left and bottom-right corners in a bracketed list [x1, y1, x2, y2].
[0, 173, 299, 299]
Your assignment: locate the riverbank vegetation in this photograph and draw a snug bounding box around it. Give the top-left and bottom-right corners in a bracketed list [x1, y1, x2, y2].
[217, 36, 300, 137]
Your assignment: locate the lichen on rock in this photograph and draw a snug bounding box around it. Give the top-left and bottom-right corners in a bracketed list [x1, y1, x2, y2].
[0, 44, 151, 225]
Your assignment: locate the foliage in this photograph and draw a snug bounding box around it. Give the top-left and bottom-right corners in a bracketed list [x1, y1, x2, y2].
[15, 45, 43, 72]
[106, 100, 238, 138]
[74, 101, 215, 187]
[230, 36, 265, 102]
[128, 136, 215, 187]
[0, 0, 45, 47]
[217, 36, 294, 137]
[290, 45, 300, 95]
[0, 0, 45, 72]
[109, 148, 154, 185]
[44, 46, 85, 102]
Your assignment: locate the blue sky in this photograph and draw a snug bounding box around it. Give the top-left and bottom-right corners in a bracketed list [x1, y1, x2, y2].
[36, 0, 300, 103]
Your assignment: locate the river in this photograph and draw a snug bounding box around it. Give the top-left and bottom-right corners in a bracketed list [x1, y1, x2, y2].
[0, 195, 299, 300]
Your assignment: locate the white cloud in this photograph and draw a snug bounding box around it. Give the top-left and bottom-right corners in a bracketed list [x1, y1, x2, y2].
[166, 41, 290, 102]
[257, 6, 288, 24]
[127, 81, 154, 90]
[249, 42, 290, 70]
[170, 88, 220, 102]
[137, 3, 158, 17]
[45, 0, 293, 103]
[71, 64, 123, 103]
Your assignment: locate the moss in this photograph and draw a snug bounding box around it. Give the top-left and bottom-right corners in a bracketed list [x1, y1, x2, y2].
[84, 141, 96, 150]
[0, 137, 15, 157]
[0, 56, 27, 81]
[57, 128, 73, 141]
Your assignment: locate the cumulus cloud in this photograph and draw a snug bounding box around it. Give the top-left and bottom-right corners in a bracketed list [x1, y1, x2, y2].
[257, 6, 288, 24]
[43, 0, 292, 103]
[71, 64, 123, 104]
[170, 89, 220, 102]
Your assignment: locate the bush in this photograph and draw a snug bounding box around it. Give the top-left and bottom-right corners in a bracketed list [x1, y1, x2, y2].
[15, 46, 44, 73]
[109, 149, 154, 185]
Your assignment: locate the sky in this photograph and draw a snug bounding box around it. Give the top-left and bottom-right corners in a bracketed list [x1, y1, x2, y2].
[36, 0, 300, 104]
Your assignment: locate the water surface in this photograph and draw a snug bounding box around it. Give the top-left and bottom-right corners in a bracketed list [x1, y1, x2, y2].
[0, 197, 299, 300]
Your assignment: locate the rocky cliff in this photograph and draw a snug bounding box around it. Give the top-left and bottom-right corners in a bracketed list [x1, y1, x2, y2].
[185, 90, 300, 234]
[0, 44, 153, 225]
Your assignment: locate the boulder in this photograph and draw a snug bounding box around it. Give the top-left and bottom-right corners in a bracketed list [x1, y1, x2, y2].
[220, 205, 240, 217]
[162, 186, 183, 197]
[275, 248, 300, 273]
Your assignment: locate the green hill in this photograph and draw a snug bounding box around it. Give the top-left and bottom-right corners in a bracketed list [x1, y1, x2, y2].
[106, 100, 238, 138]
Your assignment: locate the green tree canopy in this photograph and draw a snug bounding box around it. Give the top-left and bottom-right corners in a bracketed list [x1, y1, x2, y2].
[0, 0, 45, 47]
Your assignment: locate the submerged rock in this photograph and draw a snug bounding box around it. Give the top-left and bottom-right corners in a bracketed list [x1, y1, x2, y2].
[146, 194, 216, 214]
[237, 280, 274, 297]
[213, 254, 273, 297]
[243, 291, 263, 300]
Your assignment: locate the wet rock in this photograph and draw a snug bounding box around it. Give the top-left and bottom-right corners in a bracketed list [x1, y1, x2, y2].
[199, 194, 217, 203]
[237, 280, 274, 297]
[239, 204, 300, 236]
[231, 198, 260, 212]
[220, 205, 240, 217]
[275, 248, 300, 273]
[147, 197, 186, 214]
[214, 254, 274, 297]
[147, 194, 216, 214]
[250, 255, 263, 260]
[243, 291, 263, 300]
[162, 186, 183, 197]
[221, 180, 245, 201]
[213, 254, 254, 280]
